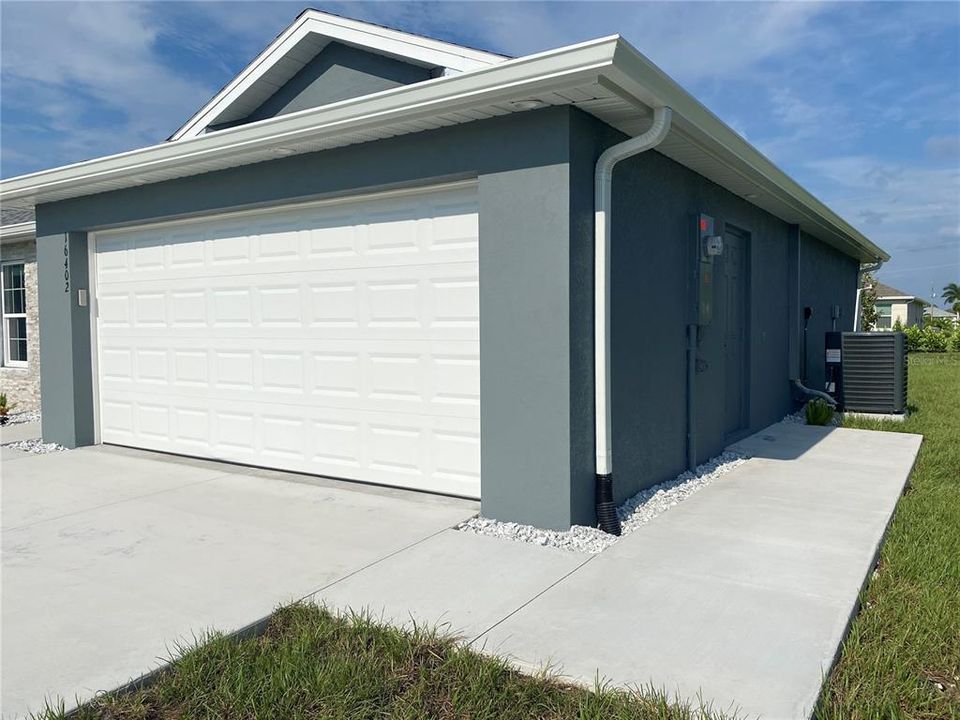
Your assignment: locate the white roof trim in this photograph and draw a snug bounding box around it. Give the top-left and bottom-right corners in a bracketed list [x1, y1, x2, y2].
[0, 34, 888, 263]
[1, 36, 616, 198]
[0, 221, 36, 243]
[170, 9, 508, 141]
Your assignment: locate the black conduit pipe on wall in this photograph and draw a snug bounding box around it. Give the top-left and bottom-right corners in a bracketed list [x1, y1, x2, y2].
[686, 323, 697, 472]
[595, 474, 621, 536]
[802, 306, 813, 384]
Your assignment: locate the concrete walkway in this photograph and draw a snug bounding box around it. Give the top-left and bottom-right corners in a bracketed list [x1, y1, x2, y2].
[2, 423, 921, 719]
[312, 423, 922, 719]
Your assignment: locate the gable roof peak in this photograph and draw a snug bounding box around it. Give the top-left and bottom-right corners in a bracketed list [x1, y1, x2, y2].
[170, 8, 508, 141]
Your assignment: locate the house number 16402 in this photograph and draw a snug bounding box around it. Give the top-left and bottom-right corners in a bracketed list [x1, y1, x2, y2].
[63, 236, 70, 292]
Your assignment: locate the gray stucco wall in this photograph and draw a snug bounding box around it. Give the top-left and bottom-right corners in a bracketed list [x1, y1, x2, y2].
[0, 239, 41, 411]
[36, 232, 94, 447]
[217, 42, 433, 130]
[609, 149, 793, 502]
[798, 230, 859, 391]
[36, 106, 590, 529]
[34, 104, 862, 528]
[566, 111, 843, 508]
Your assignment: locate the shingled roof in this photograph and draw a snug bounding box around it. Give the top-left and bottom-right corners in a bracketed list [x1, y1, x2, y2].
[0, 206, 35, 227]
[874, 281, 921, 301]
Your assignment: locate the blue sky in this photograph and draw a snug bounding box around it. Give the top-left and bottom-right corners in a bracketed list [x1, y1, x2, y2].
[1, 1, 958, 302]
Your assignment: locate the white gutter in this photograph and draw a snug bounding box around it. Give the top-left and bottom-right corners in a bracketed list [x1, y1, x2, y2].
[0, 221, 36, 244]
[594, 106, 672, 517]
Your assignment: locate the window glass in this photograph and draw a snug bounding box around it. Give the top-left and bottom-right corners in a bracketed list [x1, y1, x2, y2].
[2, 263, 28, 364]
[5, 317, 27, 362]
[876, 304, 892, 329]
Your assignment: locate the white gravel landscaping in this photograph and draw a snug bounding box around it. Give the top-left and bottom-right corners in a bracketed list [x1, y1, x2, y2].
[2, 410, 41, 426]
[456, 450, 747, 554]
[3, 439, 66, 454]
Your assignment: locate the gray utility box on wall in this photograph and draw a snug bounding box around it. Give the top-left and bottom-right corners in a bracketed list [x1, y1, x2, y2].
[840, 332, 908, 414]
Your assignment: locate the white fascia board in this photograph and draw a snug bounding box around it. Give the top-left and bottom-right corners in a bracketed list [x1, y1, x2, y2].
[605, 41, 889, 263]
[171, 9, 508, 141]
[298, 9, 508, 68]
[0, 222, 36, 243]
[0, 36, 617, 205]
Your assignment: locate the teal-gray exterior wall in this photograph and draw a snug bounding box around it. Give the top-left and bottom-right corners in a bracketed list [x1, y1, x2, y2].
[211, 43, 433, 131]
[34, 105, 860, 528]
[36, 231, 95, 448]
[36, 107, 594, 529]
[799, 230, 859, 390]
[564, 111, 857, 505]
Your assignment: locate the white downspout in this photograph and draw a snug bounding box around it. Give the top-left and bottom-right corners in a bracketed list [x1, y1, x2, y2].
[853, 260, 884, 331]
[593, 106, 672, 535]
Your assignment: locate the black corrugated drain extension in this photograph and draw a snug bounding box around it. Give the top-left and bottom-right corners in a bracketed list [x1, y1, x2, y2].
[595, 474, 622, 536]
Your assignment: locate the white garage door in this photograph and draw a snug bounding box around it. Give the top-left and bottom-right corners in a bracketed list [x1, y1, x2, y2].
[93, 183, 480, 497]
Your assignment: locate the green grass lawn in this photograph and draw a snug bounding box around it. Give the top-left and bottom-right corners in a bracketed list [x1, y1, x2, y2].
[817, 353, 960, 720]
[41, 603, 731, 720]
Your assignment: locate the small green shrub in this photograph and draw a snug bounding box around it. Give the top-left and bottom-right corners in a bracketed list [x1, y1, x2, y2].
[949, 329, 960, 353]
[0, 393, 17, 425]
[919, 327, 948, 353]
[923, 316, 954, 333]
[805, 398, 835, 426]
[892, 318, 905, 332]
[903, 325, 922, 352]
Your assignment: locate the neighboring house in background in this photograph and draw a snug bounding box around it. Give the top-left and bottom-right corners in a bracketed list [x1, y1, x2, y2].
[0, 9, 889, 530]
[0, 207, 40, 411]
[925, 304, 959, 327]
[873, 281, 926, 329]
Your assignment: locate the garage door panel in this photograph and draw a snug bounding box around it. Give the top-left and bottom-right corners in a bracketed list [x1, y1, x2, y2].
[98, 262, 478, 341]
[96, 183, 480, 497]
[95, 245, 478, 285]
[97, 342, 480, 419]
[94, 187, 478, 286]
[96, 391, 479, 496]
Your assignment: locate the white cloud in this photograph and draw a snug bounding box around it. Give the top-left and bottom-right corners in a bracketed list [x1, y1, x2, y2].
[806, 155, 958, 227]
[1, 2, 215, 172]
[926, 135, 960, 160]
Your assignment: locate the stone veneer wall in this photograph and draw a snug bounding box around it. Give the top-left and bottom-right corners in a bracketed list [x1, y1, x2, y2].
[0, 239, 41, 411]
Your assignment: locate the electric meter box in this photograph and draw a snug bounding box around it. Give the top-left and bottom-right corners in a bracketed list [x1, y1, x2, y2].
[692, 214, 721, 326]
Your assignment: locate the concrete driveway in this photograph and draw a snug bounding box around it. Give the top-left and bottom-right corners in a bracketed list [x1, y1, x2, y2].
[1, 446, 477, 718]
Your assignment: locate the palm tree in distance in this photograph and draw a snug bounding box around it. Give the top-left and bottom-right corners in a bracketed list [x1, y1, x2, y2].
[943, 282, 960, 314]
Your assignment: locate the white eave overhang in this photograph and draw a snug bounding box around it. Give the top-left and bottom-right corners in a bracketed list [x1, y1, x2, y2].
[0, 221, 36, 244]
[0, 35, 888, 263]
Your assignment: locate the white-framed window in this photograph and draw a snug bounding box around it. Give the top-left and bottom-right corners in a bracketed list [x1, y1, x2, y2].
[1, 262, 28, 367]
[876, 302, 892, 330]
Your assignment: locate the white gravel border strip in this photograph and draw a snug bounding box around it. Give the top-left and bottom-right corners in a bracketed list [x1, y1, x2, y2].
[456, 450, 747, 554]
[2, 409, 41, 426]
[3, 438, 66, 454]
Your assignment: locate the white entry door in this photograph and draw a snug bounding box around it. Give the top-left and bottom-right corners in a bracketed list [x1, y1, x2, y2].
[93, 182, 480, 497]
